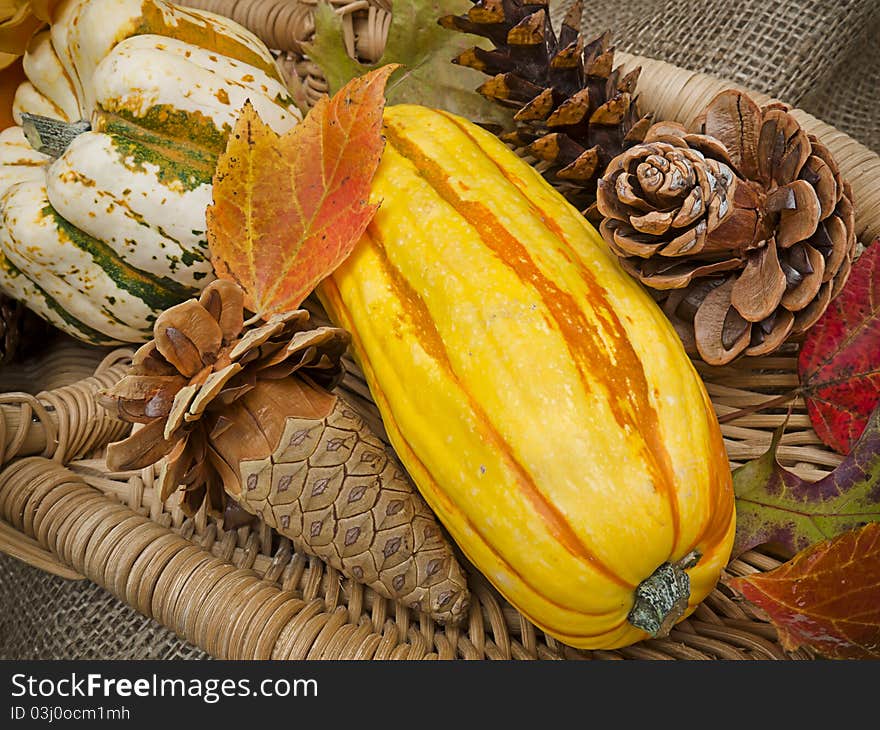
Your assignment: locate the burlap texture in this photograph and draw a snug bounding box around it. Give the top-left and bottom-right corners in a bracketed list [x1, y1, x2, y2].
[1, 0, 878, 660]
[558, 0, 880, 153]
[0, 555, 209, 660]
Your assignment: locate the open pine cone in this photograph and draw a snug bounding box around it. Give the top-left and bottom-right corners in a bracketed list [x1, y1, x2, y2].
[441, 0, 651, 217]
[99, 280, 470, 623]
[99, 280, 349, 517]
[597, 90, 857, 365]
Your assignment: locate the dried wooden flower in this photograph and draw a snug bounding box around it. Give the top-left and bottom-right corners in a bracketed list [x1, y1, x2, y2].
[99, 280, 470, 624]
[597, 90, 857, 366]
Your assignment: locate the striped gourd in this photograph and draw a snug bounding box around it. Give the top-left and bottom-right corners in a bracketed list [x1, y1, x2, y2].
[0, 0, 301, 344]
[318, 105, 736, 650]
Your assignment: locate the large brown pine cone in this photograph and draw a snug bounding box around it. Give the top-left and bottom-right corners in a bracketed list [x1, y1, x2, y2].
[597, 90, 856, 365]
[440, 0, 651, 217]
[99, 280, 470, 623]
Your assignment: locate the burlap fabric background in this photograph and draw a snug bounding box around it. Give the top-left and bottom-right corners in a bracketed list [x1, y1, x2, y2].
[562, 0, 880, 153]
[2, 0, 878, 660]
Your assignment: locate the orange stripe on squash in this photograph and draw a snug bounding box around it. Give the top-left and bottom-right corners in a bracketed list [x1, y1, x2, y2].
[371, 225, 631, 589]
[396, 114, 683, 554]
[319, 272, 629, 625]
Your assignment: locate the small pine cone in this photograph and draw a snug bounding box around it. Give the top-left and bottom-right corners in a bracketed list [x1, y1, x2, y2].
[440, 0, 651, 216]
[99, 280, 469, 624]
[597, 90, 857, 366]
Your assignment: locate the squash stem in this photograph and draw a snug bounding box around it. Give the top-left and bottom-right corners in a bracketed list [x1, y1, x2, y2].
[627, 550, 701, 638]
[20, 113, 91, 159]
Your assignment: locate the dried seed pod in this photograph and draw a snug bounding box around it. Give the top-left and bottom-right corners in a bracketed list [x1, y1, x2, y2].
[99, 280, 469, 624]
[596, 90, 857, 365]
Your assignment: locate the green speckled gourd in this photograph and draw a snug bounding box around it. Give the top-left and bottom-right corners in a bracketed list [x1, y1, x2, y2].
[0, 0, 301, 344]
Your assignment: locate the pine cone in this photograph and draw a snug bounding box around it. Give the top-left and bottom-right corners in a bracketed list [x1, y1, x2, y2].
[440, 0, 651, 217]
[0, 293, 51, 365]
[99, 280, 469, 623]
[597, 90, 857, 366]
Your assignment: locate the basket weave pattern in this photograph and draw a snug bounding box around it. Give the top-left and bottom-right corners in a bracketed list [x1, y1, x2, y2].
[1, 0, 878, 660]
[0, 333, 828, 660]
[180, 0, 393, 108]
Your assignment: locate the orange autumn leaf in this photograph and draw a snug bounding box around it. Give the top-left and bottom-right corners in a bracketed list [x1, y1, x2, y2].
[0, 55, 24, 129]
[207, 64, 396, 317]
[728, 522, 880, 659]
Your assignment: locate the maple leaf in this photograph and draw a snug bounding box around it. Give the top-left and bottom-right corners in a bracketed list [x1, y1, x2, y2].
[728, 522, 880, 659]
[798, 240, 880, 455]
[206, 64, 395, 318]
[732, 404, 880, 557]
[303, 0, 511, 128]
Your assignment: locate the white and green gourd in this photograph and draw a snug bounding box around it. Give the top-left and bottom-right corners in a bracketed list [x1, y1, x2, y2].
[0, 0, 302, 344]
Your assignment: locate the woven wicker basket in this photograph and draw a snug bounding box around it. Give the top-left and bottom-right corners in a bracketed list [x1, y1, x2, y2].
[1, 0, 878, 661]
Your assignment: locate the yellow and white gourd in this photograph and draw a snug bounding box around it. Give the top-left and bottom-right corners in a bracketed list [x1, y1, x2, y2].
[0, 0, 302, 344]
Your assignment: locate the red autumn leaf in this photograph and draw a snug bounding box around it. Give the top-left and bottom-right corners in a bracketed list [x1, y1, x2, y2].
[728, 522, 880, 659]
[798, 241, 880, 454]
[206, 64, 397, 318]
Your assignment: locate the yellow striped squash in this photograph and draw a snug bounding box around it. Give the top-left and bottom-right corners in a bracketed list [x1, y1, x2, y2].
[318, 104, 736, 649]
